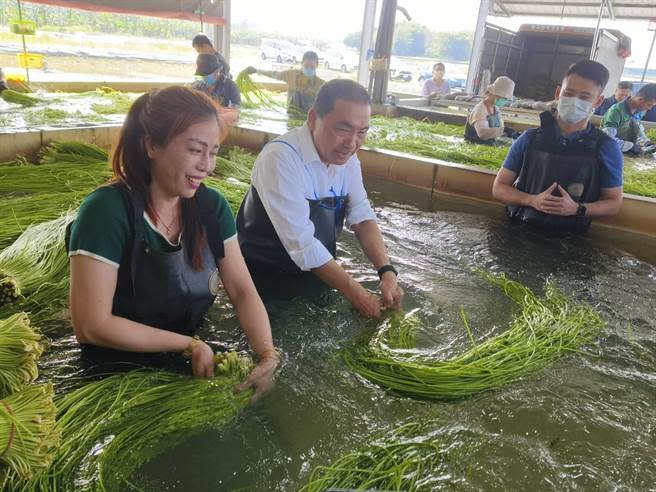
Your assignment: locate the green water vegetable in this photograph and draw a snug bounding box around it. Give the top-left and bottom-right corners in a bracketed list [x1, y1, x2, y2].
[300, 422, 467, 491]
[344, 273, 604, 400]
[0, 214, 74, 326]
[1, 89, 40, 107]
[0, 384, 60, 480]
[0, 313, 43, 398]
[214, 146, 256, 183]
[236, 70, 282, 110]
[39, 141, 109, 165]
[8, 353, 253, 491]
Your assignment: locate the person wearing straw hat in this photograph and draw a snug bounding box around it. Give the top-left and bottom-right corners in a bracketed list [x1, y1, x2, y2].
[492, 60, 623, 232]
[464, 76, 515, 145]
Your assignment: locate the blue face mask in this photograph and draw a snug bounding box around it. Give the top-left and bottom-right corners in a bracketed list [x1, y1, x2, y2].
[202, 73, 217, 85]
[495, 97, 509, 108]
[634, 110, 646, 120]
[302, 67, 316, 78]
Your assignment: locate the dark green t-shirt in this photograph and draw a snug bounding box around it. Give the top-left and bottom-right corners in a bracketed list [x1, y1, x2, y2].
[68, 185, 237, 268]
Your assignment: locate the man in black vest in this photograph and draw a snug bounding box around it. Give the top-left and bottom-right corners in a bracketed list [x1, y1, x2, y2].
[492, 60, 623, 231]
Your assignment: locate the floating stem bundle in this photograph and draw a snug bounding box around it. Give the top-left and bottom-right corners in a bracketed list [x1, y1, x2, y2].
[344, 273, 604, 400]
[11, 353, 253, 491]
[301, 422, 468, 491]
[39, 141, 109, 165]
[0, 313, 43, 398]
[0, 384, 60, 479]
[214, 146, 256, 183]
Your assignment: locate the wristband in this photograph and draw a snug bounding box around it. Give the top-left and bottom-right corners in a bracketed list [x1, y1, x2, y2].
[182, 335, 202, 359]
[258, 347, 281, 361]
[377, 264, 397, 279]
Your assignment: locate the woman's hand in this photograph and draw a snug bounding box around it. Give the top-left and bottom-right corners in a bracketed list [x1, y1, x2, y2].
[190, 340, 216, 378]
[235, 356, 279, 403]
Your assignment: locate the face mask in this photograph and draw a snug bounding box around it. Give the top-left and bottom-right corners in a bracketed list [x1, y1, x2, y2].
[202, 73, 217, 85]
[634, 110, 646, 120]
[495, 97, 509, 108]
[302, 67, 316, 78]
[557, 96, 593, 125]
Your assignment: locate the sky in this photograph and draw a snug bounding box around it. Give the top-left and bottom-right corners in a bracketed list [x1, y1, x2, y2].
[231, 0, 655, 69]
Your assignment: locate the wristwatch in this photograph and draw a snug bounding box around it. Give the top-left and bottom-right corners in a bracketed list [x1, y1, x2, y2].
[377, 264, 398, 279]
[576, 203, 587, 217]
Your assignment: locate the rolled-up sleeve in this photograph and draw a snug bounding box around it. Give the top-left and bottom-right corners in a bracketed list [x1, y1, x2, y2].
[345, 156, 377, 228]
[253, 149, 333, 271]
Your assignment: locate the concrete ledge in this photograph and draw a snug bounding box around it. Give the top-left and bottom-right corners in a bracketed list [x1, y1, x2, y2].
[32, 80, 287, 93]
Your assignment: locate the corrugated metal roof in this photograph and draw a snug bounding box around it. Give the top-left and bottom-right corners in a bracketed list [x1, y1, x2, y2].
[492, 0, 656, 20]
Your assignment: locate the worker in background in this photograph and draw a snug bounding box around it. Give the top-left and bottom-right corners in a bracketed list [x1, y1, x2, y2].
[492, 60, 623, 232]
[464, 76, 515, 145]
[601, 83, 656, 155]
[643, 105, 656, 122]
[245, 51, 324, 114]
[192, 53, 241, 109]
[236, 79, 403, 317]
[192, 33, 230, 78]
[421, 62, 450, 99]
[0, 68, 8, 92]
[594, 80, 632, 116]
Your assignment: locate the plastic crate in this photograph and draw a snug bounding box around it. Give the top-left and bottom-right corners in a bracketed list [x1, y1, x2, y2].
[10, 19, 36, 35]
[17, 53, 44, 69]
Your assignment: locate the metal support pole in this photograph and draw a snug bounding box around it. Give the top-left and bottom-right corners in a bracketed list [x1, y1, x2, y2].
[16, 0, 30, 83]
[640, 29, 656, 85]
[590, 0, 605, 60]
[465, 0, 491, 94]
[370, 0, 397, 104]
[357, 0, 377, 87]
[217, 0, 231, 66]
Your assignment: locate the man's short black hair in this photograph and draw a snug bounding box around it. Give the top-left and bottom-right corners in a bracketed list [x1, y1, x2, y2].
[302, 51, 319, 63]
[617, 80, 633, 91]
[313, 79, 370, 118]
[195, 53, 220, 76]
[564, 60, 609, 90]
[192, 33, 213, 48]
[636, 83, 656, 101]
[433, 62, 445, 71]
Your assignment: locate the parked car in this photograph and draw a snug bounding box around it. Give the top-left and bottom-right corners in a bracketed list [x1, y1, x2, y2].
[389, 67, 412, 82]
[323, 50, 358, 73]
[260, 38, 296, 64]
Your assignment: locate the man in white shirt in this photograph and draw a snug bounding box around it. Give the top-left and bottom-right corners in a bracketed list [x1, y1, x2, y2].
[237, 79, 403, 318]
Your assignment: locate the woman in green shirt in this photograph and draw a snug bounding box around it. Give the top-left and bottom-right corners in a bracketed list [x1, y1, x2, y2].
[68, 86, 278, 400]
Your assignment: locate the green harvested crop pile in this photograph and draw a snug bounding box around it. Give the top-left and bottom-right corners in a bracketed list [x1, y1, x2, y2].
[8, 353, 253, 492]
[215, 146, 256, 183]
[344, 273, 603, 400]
[0, 384, 60, 480]
[1, 89, 40, 107]
[236, 70, 282, 110]
[0, 215, 74, 326]
[646, 128, 656, 142]
[300, 422, 467, 492]
[89, 87, 135, 115]
[0, 313, 43, 398]
[39, 141, 109, 165]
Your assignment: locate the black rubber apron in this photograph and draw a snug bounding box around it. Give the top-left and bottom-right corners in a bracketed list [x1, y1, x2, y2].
[464, 106, 501, 145]
[507, 111, 608, 232]
[236, 140, 349, 298]
[68, 183, 225, 370]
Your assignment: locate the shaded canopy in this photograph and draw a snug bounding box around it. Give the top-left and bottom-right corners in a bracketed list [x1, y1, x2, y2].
[21, 0, 225, 24]
[492, 0, 656, 20]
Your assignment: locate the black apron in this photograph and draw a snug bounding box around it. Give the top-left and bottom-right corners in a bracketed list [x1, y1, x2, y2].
[464, 106, 501, 145]
[67, 183, 225, 370]
[507, 111, 609, 232]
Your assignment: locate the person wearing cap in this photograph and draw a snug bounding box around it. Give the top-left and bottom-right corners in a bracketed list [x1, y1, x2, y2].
[464, 76, 515, 145]
[192, 53, 241, 109]
[600, 83, 656, 155]
[492, 60, 623, 232]
[594, 80, 633, 116]
[192, 33, 229, 78]
[245, 51, 324, 114]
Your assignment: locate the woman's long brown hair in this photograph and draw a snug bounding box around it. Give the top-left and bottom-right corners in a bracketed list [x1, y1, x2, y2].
[111, 86, 222, 270]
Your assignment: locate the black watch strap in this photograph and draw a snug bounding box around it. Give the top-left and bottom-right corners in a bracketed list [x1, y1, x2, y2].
[377, 264, 397, 279]
[576, 203, 587, 217]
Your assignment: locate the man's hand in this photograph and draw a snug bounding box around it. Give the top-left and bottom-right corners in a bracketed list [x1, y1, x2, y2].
[380, 272, 403, 310]
[191, 340, 215, 378]
[245, 66, 257, 75]
[629, 142, 643, 155]
[348, 282, 382, 318]
[532, 183, 578, 216]
[234, 356, 279, 403]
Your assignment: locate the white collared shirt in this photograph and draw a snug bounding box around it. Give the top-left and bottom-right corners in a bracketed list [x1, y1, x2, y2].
[250, 123, 377, 271]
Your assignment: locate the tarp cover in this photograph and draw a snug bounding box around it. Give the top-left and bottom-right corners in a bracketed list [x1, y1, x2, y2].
[22, 0, 224, 24]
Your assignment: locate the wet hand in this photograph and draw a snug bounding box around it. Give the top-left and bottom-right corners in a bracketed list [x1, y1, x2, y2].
[537, 184, 578, 216]
[245, 66, 257, 75]
[350, 284, 382, 319]
[380, 272, 403, 310]
[191, 340, 215, 378]
[234, 356, 279, 403]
